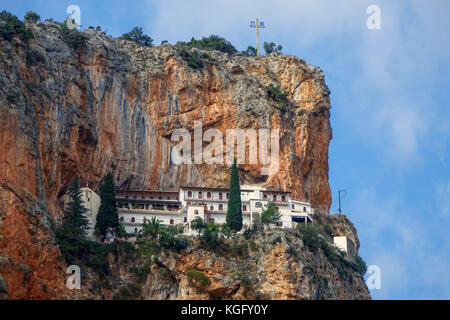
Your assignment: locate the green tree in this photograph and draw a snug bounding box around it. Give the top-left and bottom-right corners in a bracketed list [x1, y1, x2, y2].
[261, 201, 282, 226]
[263, 41, 283, 55]
[24, 11, 40, 23]
[0, 10, 34, 41]
[95, 173, 119, 239]
[186, 35, 237, 54]
[122, 27, 153, 46]
[190, 216, 206, 235]
[140, 217, 164, 239]
[226, 159, 243, 232]
[243, 45, 257, 56]
[58, 176, 90, 239]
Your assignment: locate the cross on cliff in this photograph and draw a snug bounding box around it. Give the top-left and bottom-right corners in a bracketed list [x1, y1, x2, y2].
[249, 18, 266, 56]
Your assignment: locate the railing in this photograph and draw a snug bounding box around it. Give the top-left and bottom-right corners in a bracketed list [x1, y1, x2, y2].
[118, 208, 182, 215]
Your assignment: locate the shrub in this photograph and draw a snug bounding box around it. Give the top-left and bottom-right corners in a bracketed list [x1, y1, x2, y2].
[233, 272, 254, 289]
[130, 264, 151, 283]
[186, 35, 237, 54]
[24, 11, 40, 23]
[179, 49, 213, 69]
[296, 223, 324, 252]
[121, 27, 153, 46]
[243, 46, 257, 56]
[55, 20, 86, 49]
[230, 241, 249, 258]
[264, 41, 282, 55]
[266, 83, 290, 112]
[355, 255, 368, 275]
[0, 10, 34, 41]
[186, 270, 211, 287]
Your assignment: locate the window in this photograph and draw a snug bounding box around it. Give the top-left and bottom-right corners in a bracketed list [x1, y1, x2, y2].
[255, 202, 262, 208]
[243, 205, 247, 212]
[194, 210, 199, 215]
[188, 191, 192, 198]
[292, 204, 295, 210]
[263, 194, 267, 199]
[209, 218, 214, 224]
[134, 228, 138, 234]
[303, 207, 306, 212]
[219, 192, 223, 200]
[210, 206, 214, 211]
[184, 217, 187, 223]
[131, 217, 135, 223]
[143, 217, 147, 223]
[275, 222, 282, 227]
[219, 204, 223, 211]
[273, 195, 277, 202]
[198, 192, 203, 199]
[275, 207, 279, 213]
[282, 195, 286, 202]
[226, 193, 229, 199]
[170, 219, 174, 225]
[119, 216, 124, 222]
[207, 192, 211, 199]
[167, 197, 171, 200]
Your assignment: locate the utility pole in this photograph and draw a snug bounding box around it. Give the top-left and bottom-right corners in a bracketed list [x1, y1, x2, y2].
[249, 18, 265, 56]
[338, 190, 347, 214]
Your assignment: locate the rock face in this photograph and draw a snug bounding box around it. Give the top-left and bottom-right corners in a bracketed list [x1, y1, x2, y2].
[78, 228, 370, 300]
[0, 22, 337, 299]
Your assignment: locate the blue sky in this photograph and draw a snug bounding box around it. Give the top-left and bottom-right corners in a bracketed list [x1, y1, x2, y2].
[3, 0, 449, 299]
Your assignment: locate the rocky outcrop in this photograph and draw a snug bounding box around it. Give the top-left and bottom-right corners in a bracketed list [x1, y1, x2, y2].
[0, 21, 336, 299]
[78, 229, 370, 300]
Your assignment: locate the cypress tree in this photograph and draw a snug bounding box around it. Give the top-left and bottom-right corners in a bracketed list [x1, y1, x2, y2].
[226, 159, 242, 232]
[95, 173, 119, 239]
[56, 176, 90, 264]
[59, 175, 90, 239]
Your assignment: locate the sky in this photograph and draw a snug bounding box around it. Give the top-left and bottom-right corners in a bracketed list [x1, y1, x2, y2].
[2, 0, 449, 299]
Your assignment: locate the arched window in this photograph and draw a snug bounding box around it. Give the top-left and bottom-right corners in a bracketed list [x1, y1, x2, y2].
[184, 217, 187, 223]
[134, 228, 138, 234]
[210, 206, 214, 211]
[243, 205, 247, 212]
[273, 195, 277, 202]
[219, 192, 223, 200]
[219, 204, 223, 211]
[255, 202, 262, 208]
[207, 192, 212, 199]
[198, 192, 203, 199]
[303, 207, 306, 212]
[188, 191, 192, 198]
[119, 216, 124, 222]
[281, 195, 286, 202]
[131, 217, 135, 223]
[263, 194, 268, 199]
[170, 219, 174, 225]
[226, 193, 229, 199]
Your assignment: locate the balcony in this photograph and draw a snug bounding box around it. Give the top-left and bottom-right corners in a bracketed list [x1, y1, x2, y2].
[118, 208, 182, 215]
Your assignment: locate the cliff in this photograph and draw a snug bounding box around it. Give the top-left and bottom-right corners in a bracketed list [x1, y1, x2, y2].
[0, 21, 365, 299]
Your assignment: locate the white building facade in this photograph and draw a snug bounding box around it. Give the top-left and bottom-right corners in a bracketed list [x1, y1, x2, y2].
[116, 185, 314, 236]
